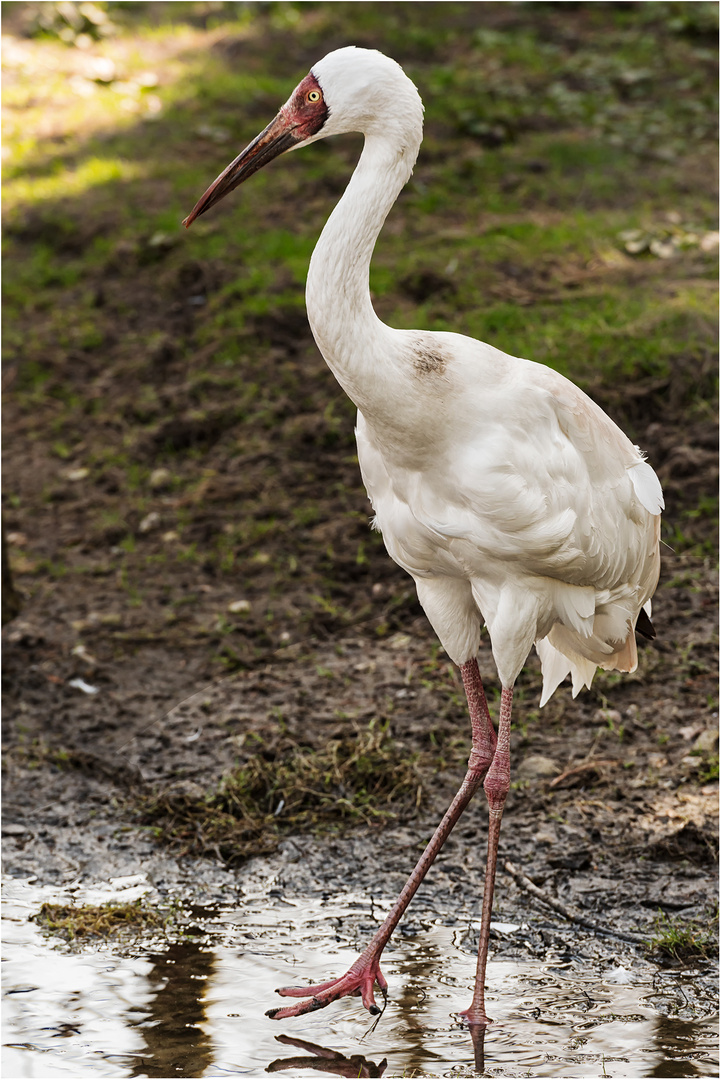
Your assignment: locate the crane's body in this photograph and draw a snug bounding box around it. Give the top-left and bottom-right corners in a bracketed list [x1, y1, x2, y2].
[185, 46, 662, 1029]
[356, 330, 660, 694]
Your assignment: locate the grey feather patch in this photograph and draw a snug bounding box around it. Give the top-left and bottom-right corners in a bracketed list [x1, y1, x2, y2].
[411, 340, 448, 375]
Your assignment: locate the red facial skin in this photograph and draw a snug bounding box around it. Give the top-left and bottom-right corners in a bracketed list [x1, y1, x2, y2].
[286, 72, 328, 140]
[183, 72, 327, 227]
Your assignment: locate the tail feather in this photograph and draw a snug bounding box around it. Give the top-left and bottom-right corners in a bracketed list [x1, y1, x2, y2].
[537, 618, 640, 708]
[536, 637, 573, 707]
[603, 630, 637, 673]
[536, 638, 596, 707]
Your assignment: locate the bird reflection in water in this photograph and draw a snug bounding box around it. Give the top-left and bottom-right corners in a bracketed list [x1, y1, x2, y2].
[266, 1026, 487, 1076]
[267, 1034, 387, 1077]
[468, 1024, 486, 1074]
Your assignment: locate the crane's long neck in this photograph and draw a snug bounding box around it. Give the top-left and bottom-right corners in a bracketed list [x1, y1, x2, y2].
[305, 133, 419, 413]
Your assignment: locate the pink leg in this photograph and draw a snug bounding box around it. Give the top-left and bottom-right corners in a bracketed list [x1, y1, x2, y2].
[459, 684, 513, 1027]
[266, 657, 497, 1020]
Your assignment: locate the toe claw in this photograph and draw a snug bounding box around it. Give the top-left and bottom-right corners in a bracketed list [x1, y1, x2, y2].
[269, 958, 388, 1019]
[267, 998, 316, 1021]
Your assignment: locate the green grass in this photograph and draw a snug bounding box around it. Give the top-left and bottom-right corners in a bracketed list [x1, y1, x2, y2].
[647, 910, 718, 962]
[4, 7, 716, 397]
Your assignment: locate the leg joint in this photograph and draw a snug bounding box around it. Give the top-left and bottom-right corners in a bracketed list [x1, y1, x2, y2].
[467, 747, 493, 775]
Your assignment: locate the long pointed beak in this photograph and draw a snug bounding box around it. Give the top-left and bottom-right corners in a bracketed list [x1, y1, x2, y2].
[183, 111, 298, 227]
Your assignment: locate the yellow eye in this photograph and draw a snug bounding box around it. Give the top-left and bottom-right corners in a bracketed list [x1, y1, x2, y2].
[307, 90, 321, 103]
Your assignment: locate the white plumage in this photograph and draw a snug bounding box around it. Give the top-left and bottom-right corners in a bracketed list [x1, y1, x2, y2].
[304, 48, 662, 705]
[185, 45, 663, 1028]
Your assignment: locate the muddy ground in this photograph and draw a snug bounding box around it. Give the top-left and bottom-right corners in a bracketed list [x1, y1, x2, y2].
[3, 381, 718, 968]
[1, 1, 718, 1028]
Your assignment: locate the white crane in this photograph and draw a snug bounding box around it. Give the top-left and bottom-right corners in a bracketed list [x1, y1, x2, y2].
[184, 46, 663, 1028]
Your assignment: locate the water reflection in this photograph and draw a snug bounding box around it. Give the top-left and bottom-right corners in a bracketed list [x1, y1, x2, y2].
[376, 931, 488, 1074]
[267, 1034, 387, 1076]
[645, 1015, 712, 1078]
[2, 878, 718, 1078]
[649, 1063, 702, 1078]
[468, 1024, 486, 1073]
[128, 941, 215, 1079]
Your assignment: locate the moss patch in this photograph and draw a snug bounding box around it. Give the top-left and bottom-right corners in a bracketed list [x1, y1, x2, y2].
[35, 900, 166, 941]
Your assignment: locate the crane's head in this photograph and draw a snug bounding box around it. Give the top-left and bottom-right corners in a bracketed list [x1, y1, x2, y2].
[183, 47, 423, 227]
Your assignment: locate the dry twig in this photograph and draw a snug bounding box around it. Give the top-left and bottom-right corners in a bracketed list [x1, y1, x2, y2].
[504, 860, 646, 945]
[549, 759, 619, 789]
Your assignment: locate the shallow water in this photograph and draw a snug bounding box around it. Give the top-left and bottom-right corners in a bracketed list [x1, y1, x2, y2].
[2, 877, 717, 1078]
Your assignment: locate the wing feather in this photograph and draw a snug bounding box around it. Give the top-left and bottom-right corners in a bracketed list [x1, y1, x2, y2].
[355, 331, 662, 703]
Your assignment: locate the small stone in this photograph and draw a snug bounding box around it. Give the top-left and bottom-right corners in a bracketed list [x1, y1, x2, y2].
[593, 708, 622, 726]
[139, 511, 161, 534]
[277, 839, 302, 862]
[2, 823, 28, 837]
[149, 467, 172, 489]
[63, 467, 89, 482]
[692, 728, 719, 754]
[228, 599, 251, 614]
[649, 238, 676, 259]
[148, 231, 172, 248]
[517, 755, 560, 779]
[533, 829, 556, 845]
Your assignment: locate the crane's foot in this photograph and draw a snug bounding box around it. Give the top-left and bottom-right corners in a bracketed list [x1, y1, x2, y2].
[266, 958, 388, 1020]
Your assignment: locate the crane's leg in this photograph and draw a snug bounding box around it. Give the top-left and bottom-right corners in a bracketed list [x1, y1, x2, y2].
[267, 657, 496, 1020]
[458, 684, 513, 1027]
